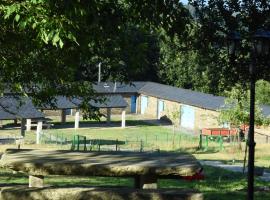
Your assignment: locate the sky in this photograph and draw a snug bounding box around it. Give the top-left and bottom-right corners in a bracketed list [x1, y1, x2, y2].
[181, 0, 189, 5]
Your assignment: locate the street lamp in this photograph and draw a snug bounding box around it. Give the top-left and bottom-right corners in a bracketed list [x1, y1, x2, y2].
[227, 29, 270, 200]
[227, 31, 241, 56]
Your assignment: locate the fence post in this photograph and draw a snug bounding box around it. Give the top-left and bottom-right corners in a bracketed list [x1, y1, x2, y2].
[178, 134, 181, 148]
[70, 135, 74, 150]
[219, 135, 223, 151]
[199, 132, 203, 149]
[61, 133, 63, 146]
[140, 140, 143, 152]
[84, 136, 87, 151]
[98, 140, 101, 151]
[116, 139, 118, 151]
[55, 133, 58, 145]
[77, 135, 80, 151]
[205, 135, 208, 150]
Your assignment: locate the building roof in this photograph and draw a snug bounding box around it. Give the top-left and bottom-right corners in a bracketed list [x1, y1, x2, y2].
[0, 96, 44, 120]
[93, 82, 147, 94]
[0, 106, 17, 120]
[38, 96, 78, 110]
[90, 95, 128, 108]
[139, 82, 226, 111]
[139, 82, 270, 117]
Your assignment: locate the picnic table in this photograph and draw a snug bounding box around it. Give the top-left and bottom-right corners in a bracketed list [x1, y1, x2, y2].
[0, 149, 203, 189]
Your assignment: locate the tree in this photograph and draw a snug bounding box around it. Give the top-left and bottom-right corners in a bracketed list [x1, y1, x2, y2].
[187, 0, 270, 93]
[158, 10, 238, 95]
[218, 84, 270, 128]
[256, 80, 270, 105]
[165, 105, 181, 149]
[0, 0, 190, 117]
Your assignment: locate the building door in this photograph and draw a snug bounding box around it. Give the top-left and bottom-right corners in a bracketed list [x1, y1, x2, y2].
[180, 105, 195, 130]
[130, 95, 137, 113]
[141, 96, 148, 114]
[157, 100, 164, 119]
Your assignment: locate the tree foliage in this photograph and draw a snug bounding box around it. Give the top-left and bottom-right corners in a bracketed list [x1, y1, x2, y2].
[196, 1, 269, 70]
[163, 0, 270, 95]
[219, 84, 270, 127]
[0, 0, 190, 116]
[158, 24, 232, 94]
[256, 79, 270, 105]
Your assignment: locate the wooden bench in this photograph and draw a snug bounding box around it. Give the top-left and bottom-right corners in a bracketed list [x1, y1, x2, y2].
[0, 149, 203, 190]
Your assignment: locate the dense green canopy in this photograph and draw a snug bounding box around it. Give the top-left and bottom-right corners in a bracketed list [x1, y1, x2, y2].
[1, 0, 270, 118]
[0, 0, 190, 117]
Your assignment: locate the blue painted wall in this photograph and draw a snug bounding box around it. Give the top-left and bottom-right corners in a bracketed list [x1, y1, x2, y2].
[180, 105, 195, 129]
[130, 95, 137, 113]
[141, 96, 148, 114]
[157, 100, 164, 119]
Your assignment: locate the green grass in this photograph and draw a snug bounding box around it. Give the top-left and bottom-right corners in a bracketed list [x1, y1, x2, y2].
[43, 124, 198, 151]
[1, 166, 269, 199]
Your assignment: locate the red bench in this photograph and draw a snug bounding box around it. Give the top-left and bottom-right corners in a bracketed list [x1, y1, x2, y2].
[202, 128, 238, 136]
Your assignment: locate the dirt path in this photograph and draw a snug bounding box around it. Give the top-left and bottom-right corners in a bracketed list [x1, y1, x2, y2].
[200, 160, 270, 182]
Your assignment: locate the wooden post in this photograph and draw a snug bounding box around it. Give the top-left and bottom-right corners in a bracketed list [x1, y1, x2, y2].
[36, 121, 43, 144]
[61, 109, 66, 123]
[26, 119, 31, 131]
[20, 118, 26, 137]
[107, 108, 111, 124]
[74, 110, 80, 129]
[121, 109, 126, 128]
[29, 175, 44, 188]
